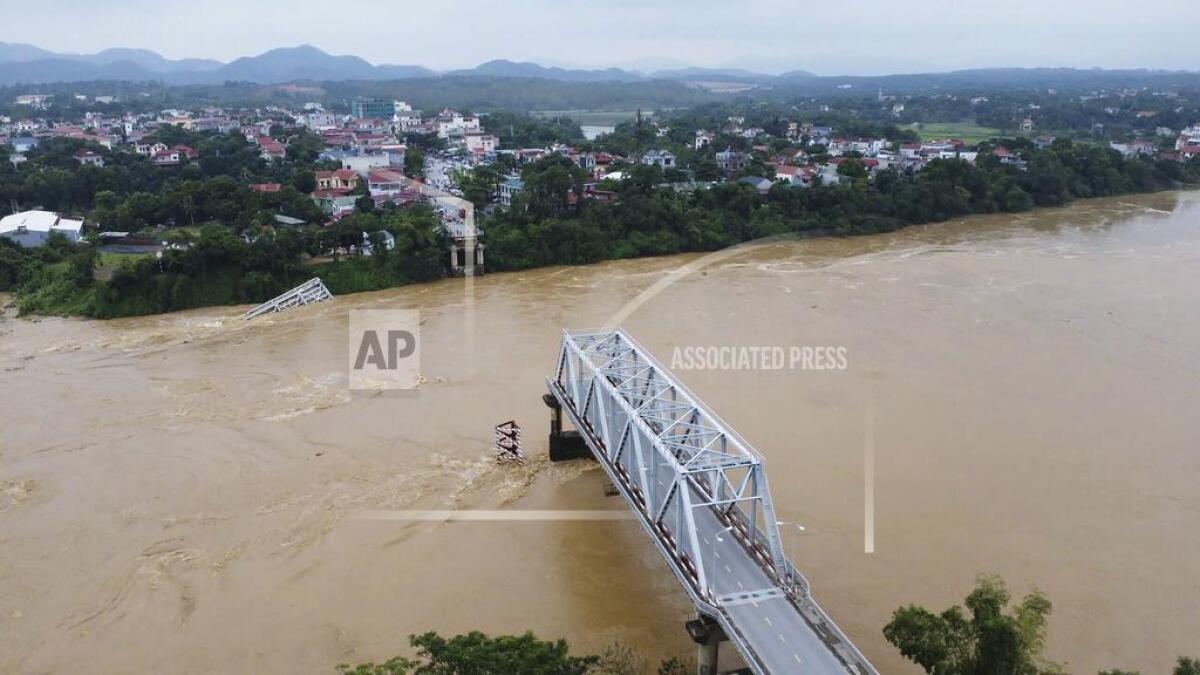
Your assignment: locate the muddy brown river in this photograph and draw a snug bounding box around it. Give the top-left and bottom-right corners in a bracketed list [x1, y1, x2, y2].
[1, 192, 1198, 674]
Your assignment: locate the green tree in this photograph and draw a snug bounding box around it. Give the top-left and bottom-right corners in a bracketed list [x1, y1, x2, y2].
[883, 575, 1061, 675]
[336, 631, 598, 675]
[405, 146, 426, 179]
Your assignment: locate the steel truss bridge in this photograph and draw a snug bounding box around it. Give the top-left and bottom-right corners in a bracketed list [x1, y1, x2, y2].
[545, 329, 876, 675]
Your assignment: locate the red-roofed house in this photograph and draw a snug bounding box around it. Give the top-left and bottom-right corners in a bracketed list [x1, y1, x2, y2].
[73, 149, 105, 168]
[316, 169, 359, 191]
[250, 183, 282, 193]
[367, 169, 405, 196]
[257, 136, 287, 161]
[152, 149, 183, 166]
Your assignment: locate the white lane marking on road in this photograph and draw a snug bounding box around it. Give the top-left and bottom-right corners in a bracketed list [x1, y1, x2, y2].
[794, 654, 803, 664]
[778, 633, 787, 643]
[763, 616, 772, 626]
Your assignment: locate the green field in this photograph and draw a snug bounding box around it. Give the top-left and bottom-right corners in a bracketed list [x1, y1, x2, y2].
[531, 110, 643, 125]
[908, 122, 1006, 144]
[97, 251, 155, 268]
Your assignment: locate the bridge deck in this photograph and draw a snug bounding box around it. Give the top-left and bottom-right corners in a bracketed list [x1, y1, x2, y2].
[547, 329, 875, 675]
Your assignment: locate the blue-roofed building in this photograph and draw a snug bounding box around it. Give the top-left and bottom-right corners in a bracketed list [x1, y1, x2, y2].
[9, 137, 37, 153]
[498, 177, 524, 207]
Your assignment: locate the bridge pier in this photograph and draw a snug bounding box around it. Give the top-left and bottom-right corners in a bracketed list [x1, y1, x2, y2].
[686, 616, 727, 675]
[541, 394, 591, 462]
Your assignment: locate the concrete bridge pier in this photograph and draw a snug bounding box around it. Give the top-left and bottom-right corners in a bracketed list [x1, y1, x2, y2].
[542, 393, 591, 462]
[686, 616, 727, 675]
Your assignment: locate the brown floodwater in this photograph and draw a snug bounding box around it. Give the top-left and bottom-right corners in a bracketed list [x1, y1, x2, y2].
[1, 192, 1198, 674]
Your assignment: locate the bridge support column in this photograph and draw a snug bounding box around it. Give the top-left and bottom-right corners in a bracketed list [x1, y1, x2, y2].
[542, 394, 592, 462]
[686, 616, 727, 675]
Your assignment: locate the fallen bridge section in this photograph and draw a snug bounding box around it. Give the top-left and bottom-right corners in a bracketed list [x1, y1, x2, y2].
[244, 277, 333, 320]
[546, 329, 876, 675]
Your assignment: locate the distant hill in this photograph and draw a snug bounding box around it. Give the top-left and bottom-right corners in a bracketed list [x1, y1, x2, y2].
[89, 48, 221, 73]
[450, 59, 644, 82]
[650, 67, 781, 83]
[218, 45, 388, 82]
[0, 43, 435, 85]
[0, 42, 1196, 92]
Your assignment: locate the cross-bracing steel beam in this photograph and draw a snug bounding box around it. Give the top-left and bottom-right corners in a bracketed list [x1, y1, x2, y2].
[547, 329, 878, 675]
[555, 330, 788, 593]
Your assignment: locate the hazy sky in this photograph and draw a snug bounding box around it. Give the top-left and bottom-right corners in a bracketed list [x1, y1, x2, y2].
[4, 0, 1199, 75]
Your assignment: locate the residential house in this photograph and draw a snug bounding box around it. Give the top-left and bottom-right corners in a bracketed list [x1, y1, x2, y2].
[499, 177, 524, 207]
[464, 132, 498, 155]
[1110, 140, 1156, 158]
[772, 164, 806, 185]
[312, 192, 358, 219]
[257, 136, 287, 161]
[695, 130, 715, 150]
[152, 149, 183, 166]
[715, 148, 748, 173]
[361, 230, 396, 255]
[1033, 135, 1057, 150]
[172, 144, 197, 160]
[9, 137, 37, 153]
[642, 149, 676, 169]
[434, 108, 481, 139]
[341, 154, 389, 176]
[1178, 145, 1200, 162]
[738, 176, 773, 195]
[315, 169, 359, 192]
[73, 149, 105, 167]
[367, 169, 406, 196]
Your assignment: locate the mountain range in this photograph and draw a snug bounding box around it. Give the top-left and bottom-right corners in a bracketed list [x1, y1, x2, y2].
[0, 42, 1195, 92]
[0, 43, 811, 86]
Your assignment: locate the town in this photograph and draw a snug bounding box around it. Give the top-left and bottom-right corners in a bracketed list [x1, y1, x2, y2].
[3, 79, 1200, 317]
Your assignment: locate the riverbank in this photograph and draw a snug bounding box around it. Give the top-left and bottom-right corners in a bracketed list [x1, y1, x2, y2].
[8, 178, 1198, 321]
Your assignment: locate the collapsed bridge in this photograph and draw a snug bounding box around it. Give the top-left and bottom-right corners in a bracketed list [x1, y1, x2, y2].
[544, 329, 876, 675]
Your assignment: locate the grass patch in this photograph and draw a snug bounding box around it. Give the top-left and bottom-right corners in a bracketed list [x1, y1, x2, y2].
[97, 251, 155, 268]
[908, 122, 1006, 145]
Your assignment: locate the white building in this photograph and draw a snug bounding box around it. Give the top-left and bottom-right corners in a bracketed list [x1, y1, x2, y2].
[642, 149, 676, 169]
[435, 108, 481, 139]
[0, 211, 84, 247]
[341, 154, 391, 176]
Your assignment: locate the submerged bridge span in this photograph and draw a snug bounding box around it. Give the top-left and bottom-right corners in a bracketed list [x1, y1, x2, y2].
[545, 329, 876, 675]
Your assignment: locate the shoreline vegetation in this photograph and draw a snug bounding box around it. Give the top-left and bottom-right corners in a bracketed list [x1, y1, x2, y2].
[341, 577, 1198, 675]
[4, 103, 1200, 319]
[7, 160, 1197, 320]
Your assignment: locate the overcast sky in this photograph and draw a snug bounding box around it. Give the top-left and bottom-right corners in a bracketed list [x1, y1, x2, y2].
[3, 0, 1199, 75]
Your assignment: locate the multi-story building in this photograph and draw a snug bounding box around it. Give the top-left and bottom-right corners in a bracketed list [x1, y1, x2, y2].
[351, 99, 399, 120]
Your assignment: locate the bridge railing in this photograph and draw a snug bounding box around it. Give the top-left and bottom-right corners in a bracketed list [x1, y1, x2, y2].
[552, 329, 790, 601]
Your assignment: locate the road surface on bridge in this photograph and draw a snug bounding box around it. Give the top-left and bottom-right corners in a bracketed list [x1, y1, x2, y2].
[547, 329, 876, 675]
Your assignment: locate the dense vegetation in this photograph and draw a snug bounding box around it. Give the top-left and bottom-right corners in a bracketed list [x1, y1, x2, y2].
[886, 576, 1198, 675]
[335, 631, 688, 675]
[3, 207, 446, 317]
[481, 138, 1200, 272]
